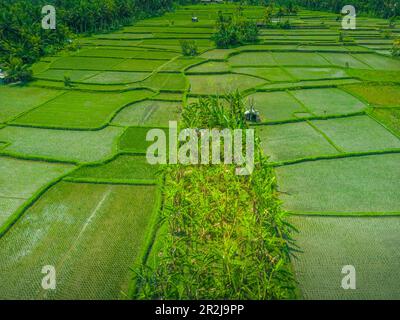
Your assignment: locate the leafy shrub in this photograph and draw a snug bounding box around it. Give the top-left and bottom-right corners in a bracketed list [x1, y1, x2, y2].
[383, 30, 392, 39]
[213, 10, 259, 48]
[180, 40, 198, 56]
[279, 19, 292, 29]
[2, 57, 32, 84]
[264, 5, 274, 26]
[392, 39, 400, 57]
[389, 16, 397, 28]
[63, 74, 72, 87]
[338, 31, 344, 43]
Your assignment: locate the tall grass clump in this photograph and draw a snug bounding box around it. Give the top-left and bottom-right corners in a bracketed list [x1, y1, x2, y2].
[213, 7, 259, 48]
[132, 92, 297, 300]
[392, 39, 400, 57]
[180, 40, 199, 56]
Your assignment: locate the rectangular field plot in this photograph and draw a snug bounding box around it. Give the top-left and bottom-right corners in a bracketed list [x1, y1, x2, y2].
[140, 39, 213, 49]
[0, 126, 123, 163]
[0, 157, 73, 227]
[256, 123, 338, 162]
[233, 67, 294, 82]
[119, 127, 168, 154]
[276, 154, 400, 214]
[187, 61, 230, 73]
[153, 92, 183, 101]
[271, 52, 331, 66]
[0, 198, 25, 228]
[34, 69, 99, 82]
[81, 39, 144, 47]
[319, 53, 371, 69]
[123, 26, 214, 34]
[112, 59, 167, 72]
[229, 52, 276, 67]
[370, 108, 400, 137]
[343, 84, 400, 107]
[285, 68, 349, 81]
[0, 182, 159, 299]
[69, 155, 158, 182]
[50, 57, 123, 70]
[83, 71, 149, 84]
[247, 92, 308, 122]
[289, 216, 400, 299]
[352, 54, 400, 70]
[160, 57, 205, 72]
[141, 73, 187, 91]
[200, 49, 236, 60]
[261, 79, 361, 91]
[94, 33, 154, 40]
[291, 88, 366, 116]
[188, 74, 266, 95]
[0, 86, 64, 123]
[75, 48, 146, 59]
[312, 116, 400, 153]
[12, 90, 152, 129]
[112, 100, 181, 127]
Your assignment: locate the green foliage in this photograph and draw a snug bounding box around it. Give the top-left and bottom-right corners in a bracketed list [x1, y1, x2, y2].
[63, 74, 72, 87]
[392, 39, 400, 57]
[383, 30, 392, 39]
[212, 9, 259, 48]
[389, 15, 397, 28]
[133, 92, 296, 299]
[183, 91, 246, 129]
[338, 31, 344, 43]
[263, 4, 274, 26]
[180, 40, 199, 56]
[2, 57, 32, 84]
[279, 19, 292, 29]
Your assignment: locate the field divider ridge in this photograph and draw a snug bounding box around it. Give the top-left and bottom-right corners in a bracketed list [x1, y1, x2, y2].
[270, 148, 400, 167]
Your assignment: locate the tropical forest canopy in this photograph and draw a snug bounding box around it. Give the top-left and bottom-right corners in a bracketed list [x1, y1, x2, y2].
[0, 0, 193, 81]
[242, 0, 399, 19]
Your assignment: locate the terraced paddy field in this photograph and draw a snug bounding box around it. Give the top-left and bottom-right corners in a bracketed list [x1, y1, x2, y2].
[1, 3, 400, 300]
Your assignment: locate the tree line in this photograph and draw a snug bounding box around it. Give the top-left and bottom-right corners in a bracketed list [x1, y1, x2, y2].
[0, 0, 192, 83]
[236, 0, 399, 19]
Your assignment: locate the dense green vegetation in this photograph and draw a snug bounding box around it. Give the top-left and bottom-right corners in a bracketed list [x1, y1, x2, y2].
[180, 40, 199, 56]
[133, 94, 296, 299]
[213, 7, 259, 48]
[0, 0, 185, 82]
[393, 39, 400, 57]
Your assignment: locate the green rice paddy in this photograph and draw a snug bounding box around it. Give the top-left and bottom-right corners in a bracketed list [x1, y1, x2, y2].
[0, 182, 158, 299]
[276, 154, 400, 214]
[290, 215, 400, 300]
[1, 3, 399, 300]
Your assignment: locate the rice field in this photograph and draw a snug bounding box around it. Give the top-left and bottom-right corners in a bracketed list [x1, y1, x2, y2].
[290, 216, 400, 300]
[0, 182, 159, 299]
[1, 3, 399, 300]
